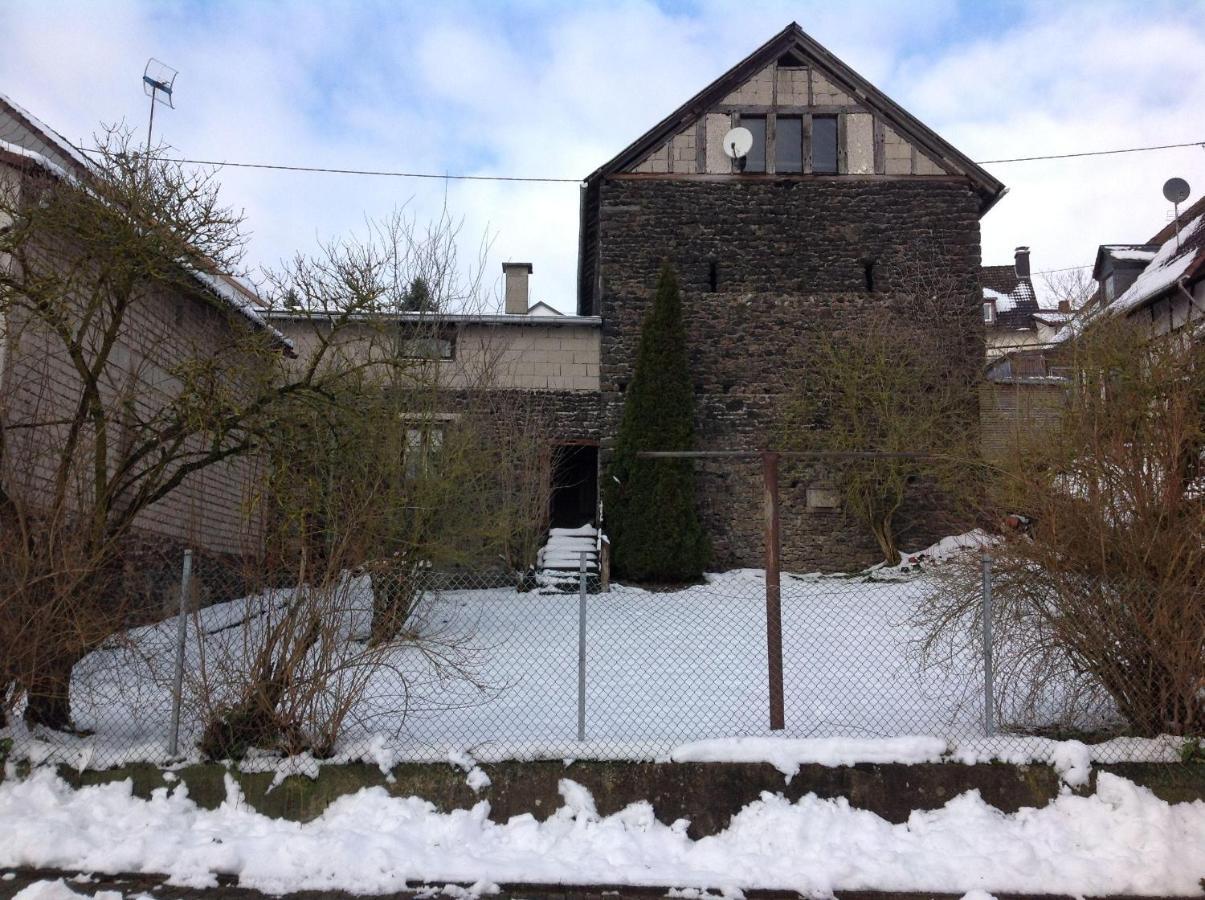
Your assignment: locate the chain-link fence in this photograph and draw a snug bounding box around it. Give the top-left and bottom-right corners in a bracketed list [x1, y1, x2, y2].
[0, 548, 1195, 770]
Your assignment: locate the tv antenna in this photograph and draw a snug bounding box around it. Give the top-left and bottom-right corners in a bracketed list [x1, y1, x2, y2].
[142, 58, 177, 152]
[722, 126, 753, 170]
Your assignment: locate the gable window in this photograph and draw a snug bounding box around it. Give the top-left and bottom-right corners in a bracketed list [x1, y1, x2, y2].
[742, 116, 766, 173]
[398, 333, 454, 360]
[775, 116, 802, 173]
[812, 115, 838, 174]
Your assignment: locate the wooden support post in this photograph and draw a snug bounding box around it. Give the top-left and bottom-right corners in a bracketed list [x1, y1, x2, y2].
[762, 450, 785, 731]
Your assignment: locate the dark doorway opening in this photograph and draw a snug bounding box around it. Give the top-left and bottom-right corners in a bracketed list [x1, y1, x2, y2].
[550, 444, 598, 529]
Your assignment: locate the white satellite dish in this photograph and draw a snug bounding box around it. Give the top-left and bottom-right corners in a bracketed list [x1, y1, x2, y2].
[1163, 177, 1192, 250]
[722, 126, 753, 160]
[1163, 177, 1191, 204]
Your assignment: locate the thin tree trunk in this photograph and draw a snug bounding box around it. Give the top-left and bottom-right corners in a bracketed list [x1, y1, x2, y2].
[23, 652, 81, 732]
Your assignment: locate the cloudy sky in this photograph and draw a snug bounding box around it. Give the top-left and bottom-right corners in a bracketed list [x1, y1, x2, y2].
[2, 0, 1203, 312]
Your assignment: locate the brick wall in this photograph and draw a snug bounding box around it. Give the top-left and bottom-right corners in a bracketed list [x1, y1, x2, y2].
[276, 318, 601, 393]
[979, 379, 1067, 464]
[596, 177, 983, 571]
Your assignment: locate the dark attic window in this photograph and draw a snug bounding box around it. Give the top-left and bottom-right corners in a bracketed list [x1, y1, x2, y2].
[812, 115, 838, 174]
[775, 116, 803, 173]
[742, 116, 767, 173]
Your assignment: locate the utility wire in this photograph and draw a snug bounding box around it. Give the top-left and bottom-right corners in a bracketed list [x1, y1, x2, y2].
[76, 137, 1205, 184]
[976, 139, 1205, 164]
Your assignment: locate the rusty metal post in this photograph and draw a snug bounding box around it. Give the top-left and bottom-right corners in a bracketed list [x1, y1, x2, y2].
[762, 451, 785, 731]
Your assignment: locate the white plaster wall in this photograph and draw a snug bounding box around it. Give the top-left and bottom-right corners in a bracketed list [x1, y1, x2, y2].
[845, 113, 875, 174]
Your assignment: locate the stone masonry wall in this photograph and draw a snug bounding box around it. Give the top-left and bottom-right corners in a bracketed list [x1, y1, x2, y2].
[596, 178, 983, 571]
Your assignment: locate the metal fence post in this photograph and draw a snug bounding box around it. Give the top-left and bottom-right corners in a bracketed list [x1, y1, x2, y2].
[167, 549, 193, 757]
[981, 550, 996, 737]
[577, 550, 587, 742]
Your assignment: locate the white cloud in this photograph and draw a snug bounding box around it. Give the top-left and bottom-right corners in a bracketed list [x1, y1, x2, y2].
[1, 0, 1202, 310]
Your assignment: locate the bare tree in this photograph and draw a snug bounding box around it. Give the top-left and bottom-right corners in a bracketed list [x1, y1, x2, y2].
[780, 262, 983, 565]
[0, 131, 404, 730]
[192, 212, 554, 757]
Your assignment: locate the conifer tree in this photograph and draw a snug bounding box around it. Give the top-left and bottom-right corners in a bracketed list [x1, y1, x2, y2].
[603, 262, 709, 582]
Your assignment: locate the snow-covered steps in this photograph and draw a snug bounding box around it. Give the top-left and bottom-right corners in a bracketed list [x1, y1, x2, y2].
[537, 524, 599, 575]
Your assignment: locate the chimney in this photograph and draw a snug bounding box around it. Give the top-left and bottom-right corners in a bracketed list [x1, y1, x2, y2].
[1058, 299, 1071, 313]
[502, 262, 533, 315]
[1014, 246, 1031, 279]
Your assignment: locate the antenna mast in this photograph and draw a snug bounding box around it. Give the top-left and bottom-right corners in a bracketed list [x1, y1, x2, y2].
[142, 58, 178, 153]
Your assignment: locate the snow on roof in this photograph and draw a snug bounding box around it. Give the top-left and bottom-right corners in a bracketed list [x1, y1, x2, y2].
[982, 286, 1019, 311]
[1107, 213, 1202, 316]
[0, 137, 70, 180]
[1107, 247, 1159, 263]
[1053, 212, 1204, 344]
[0, 92, 93, 173]
[1033, 311, 1072, 325]
[190, 269, 293, 352]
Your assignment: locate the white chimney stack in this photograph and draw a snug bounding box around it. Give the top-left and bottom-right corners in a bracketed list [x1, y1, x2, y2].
[503, 262, 533, 315]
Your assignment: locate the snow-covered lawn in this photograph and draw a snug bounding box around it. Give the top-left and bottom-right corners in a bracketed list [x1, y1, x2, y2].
[1, 767, 1203, 896]
[0, 538, 1175, 770]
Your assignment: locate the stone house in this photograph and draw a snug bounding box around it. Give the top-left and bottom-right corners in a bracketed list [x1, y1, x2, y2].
[575, 22, 1006, 570]
[0, 93, 286, 593]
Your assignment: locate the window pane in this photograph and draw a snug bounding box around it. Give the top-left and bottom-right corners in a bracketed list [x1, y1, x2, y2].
[775, 117, 802, 173]
[399, 335, 453, 359]
[812, 116, 838, 173]
[743, 116, 766, 173]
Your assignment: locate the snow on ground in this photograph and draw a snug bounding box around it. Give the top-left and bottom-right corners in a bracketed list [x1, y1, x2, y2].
[0, 533, 1164, 772]
[1, 768, 1203, 896]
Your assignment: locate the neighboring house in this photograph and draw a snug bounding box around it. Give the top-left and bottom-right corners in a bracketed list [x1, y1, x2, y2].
[268, 263, 604, 531]
[0, 93, 285, 597]
[1060, 192, 1205, 341]
[980, 247, 1070, 462]
[982, 247, 1072, 364]
[576, 22, 1005, 570]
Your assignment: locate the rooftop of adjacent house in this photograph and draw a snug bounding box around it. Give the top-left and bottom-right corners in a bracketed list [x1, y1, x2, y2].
[0, 92, 290, 351]
[982, 265, 1037, 324]
[1055, 192, 1205, 342]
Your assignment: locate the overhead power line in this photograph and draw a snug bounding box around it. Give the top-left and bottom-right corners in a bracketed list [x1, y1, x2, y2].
[76, 137, 1205, 184]
[976, 139, 1205, 164]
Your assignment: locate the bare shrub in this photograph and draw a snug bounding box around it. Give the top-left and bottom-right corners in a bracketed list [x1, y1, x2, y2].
[191, 212, 554, 758]
[918, 319, 1205, 737]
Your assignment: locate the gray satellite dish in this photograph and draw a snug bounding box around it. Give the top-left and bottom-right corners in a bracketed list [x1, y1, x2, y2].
[722, 126, 754, 160]
[1163, 177, 1191, 204]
